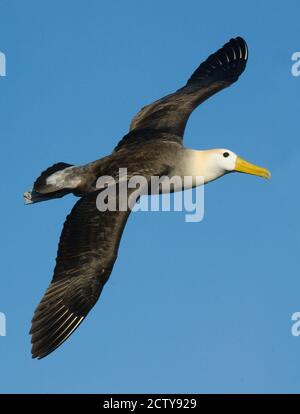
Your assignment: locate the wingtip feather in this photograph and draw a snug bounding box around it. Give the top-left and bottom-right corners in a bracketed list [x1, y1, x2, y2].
[187, 36, 248, 86]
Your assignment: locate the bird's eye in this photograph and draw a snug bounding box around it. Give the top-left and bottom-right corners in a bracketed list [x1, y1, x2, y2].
[223, 152, 230, 158]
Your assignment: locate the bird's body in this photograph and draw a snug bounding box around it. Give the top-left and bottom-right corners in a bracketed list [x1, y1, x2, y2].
[24, 37, 270, 359]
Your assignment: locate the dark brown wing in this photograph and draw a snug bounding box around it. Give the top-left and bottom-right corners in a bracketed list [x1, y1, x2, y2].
[129, 37, 248, 137]
[30, 191, 131, 359]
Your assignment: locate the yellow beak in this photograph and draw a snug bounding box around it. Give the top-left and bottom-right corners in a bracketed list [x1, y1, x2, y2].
[235, 157, 271, 179]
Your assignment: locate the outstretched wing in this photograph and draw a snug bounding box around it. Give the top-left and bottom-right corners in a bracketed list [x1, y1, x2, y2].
[30, 191, 131, 359]
[130, 37, 248, 137]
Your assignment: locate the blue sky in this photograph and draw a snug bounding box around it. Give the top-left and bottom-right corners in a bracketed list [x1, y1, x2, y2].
[0, 0, 300, 393]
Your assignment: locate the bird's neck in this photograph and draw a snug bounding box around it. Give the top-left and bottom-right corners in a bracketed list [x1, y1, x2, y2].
[178, 148, 225, 185]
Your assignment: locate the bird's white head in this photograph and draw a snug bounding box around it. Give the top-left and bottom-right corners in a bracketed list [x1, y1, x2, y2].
[203, 148, 271, 182]
[184, 148, 271, 184]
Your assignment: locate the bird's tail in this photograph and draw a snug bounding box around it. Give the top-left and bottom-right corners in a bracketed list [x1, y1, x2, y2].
[23, 188, 71, 205]
[23, 162, 75, 205]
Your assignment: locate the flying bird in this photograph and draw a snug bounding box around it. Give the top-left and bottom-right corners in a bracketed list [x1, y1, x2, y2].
[24, 37, 270, 359]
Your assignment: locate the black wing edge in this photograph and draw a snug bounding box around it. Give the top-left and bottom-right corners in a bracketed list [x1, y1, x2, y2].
[30, 279, 93, 359]
[186, 36, 248, 87]
[30, 192, 130, 359]
[30, 274, 108, 359]
[30, 279, 84, 360]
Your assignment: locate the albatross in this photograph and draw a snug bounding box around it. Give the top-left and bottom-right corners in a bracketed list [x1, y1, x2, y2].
[24, 36, 270, 359]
